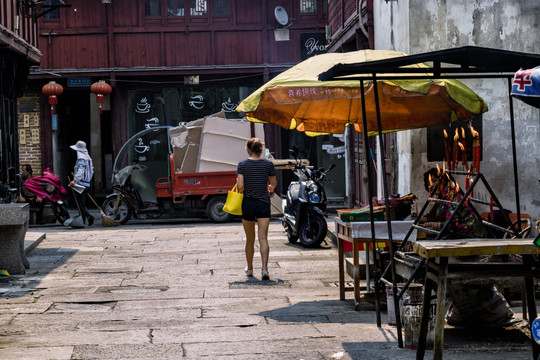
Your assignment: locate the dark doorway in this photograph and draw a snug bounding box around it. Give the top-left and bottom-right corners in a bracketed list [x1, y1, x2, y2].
[55, 90, 90, 188]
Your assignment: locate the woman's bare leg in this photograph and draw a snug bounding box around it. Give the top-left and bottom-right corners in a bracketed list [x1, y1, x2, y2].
[242, 219, 256, 270]
[257, 217, 271, 271]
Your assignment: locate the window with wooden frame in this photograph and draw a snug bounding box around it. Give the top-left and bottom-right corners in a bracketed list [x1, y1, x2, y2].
[145, 0, 211, 18]
[213, 0, 229, 16]
[300, 0, 317, 13]
[168, 0, 185, 16]
[43, 0, 60, 19]
[145, 0, 161, 16]
[190, 0, 207, 16]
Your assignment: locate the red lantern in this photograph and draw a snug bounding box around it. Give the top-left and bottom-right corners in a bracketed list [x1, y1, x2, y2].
[91, 80, 112, 114]
[42, 81, 63, 115]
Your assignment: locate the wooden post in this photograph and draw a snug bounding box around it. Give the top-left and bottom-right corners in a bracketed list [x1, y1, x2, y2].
[433, 257, 448, 360]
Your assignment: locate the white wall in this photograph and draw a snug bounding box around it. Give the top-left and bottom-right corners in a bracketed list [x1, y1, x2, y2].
[373, 0, 413, 198]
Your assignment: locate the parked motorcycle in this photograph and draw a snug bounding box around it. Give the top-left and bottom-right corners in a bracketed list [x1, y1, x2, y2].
[101, 164, 162, 225]
[21, 168, 71, 225]
[282, 148, 335, 248]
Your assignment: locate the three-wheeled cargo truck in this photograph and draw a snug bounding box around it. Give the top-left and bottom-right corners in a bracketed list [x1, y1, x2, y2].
[102, 155, 237, 224]
[102, 116, 266, 224]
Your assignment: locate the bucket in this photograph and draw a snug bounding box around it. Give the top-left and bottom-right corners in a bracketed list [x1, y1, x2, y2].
[402, 304, 422, 349]
[386, 283, 423, 325]
[401, 304, 435, 349]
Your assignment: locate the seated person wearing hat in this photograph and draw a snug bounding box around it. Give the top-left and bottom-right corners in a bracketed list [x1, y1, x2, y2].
[18, 164, 46, 224]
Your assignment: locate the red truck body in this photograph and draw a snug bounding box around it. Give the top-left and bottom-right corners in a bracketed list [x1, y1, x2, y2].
[156, 154, 236, 201]
[150, 154, 237, 222]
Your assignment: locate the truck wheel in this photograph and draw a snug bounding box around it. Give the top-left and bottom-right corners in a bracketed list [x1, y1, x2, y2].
[206, 196, 234, 223]
[299, 214, 327, 248]
[102, 196, 132, 225]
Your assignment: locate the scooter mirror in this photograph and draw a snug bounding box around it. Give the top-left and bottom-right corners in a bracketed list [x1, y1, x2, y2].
[289, 148, 298, 159]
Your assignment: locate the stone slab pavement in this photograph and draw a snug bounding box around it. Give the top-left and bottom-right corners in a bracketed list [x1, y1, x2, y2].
[0, 216, 535, 359]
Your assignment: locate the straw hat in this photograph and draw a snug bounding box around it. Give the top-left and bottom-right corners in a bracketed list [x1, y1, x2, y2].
[70, 141, 88, 153]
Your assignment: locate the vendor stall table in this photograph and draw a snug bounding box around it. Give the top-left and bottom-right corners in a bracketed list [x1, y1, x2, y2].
[410, 239, 540, 360]
[335, 217, 417, 310]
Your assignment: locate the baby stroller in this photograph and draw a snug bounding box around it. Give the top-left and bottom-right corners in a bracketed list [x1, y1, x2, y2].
[22, 168, 70, 225]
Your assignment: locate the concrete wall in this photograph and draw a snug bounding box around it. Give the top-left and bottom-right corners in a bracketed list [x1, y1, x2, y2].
[374, 0, 540, 234]
[373, 0, 411, 198]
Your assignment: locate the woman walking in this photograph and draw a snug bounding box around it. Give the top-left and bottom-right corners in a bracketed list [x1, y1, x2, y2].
[236, 138, 277, 280]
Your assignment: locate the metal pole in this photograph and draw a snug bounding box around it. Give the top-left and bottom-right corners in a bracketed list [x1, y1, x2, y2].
[507, 78, 522, 232]
[372, 74, 403, 348]
[360, 79, 381, 326]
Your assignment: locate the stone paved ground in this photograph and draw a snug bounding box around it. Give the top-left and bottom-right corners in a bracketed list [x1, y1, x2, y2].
[0, 218, 534, 359]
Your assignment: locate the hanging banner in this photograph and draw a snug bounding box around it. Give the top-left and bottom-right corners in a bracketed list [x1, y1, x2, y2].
[511, 66, 540, 108]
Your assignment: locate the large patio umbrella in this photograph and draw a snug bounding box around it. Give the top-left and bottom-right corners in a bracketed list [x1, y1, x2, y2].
[237, 49, 488, 136]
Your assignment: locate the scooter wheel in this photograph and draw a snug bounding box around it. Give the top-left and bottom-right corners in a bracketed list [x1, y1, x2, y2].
[299, 215, 327, 248]
[102, 197, 132, 225]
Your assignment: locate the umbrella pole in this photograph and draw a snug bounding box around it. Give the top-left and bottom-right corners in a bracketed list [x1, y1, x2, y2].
[507, 78, 522, 230]
[360, 79, 381, 327]
[372, 74, 403, 348]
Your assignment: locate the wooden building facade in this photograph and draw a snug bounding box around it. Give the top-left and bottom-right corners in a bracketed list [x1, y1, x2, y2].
[0, 0, 40, 202]
[26, 0, 336, 198]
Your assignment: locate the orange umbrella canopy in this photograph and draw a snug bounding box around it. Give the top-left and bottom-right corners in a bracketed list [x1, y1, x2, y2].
[237, 50, 488, 136]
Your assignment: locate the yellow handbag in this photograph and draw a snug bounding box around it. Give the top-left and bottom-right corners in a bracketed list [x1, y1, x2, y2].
[223, 184, 243, 215]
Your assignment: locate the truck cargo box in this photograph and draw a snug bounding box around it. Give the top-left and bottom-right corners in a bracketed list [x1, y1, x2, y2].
[169, 112, 265, 174]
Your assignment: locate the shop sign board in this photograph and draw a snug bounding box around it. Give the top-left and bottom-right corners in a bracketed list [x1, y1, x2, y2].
[301, 32, 326, 60]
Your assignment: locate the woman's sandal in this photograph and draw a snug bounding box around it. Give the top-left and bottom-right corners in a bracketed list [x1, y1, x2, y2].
[261, 270, 270, 280]
[245, 267, 253, 276]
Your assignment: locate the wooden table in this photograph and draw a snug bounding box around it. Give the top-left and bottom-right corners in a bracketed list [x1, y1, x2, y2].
[410, 239, 540, 360]
[335, 217, 416, 310]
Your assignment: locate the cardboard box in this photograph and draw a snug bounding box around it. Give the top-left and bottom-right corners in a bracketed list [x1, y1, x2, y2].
[170, 113, 266, 174]
[170, 119, 203, 173]
[198, 114, 264, 172]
